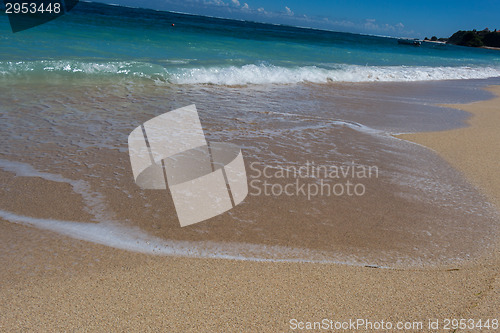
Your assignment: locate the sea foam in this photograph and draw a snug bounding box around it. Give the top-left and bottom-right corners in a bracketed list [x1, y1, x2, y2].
[170, 64, 500, 85]
[2, 60, 500, 85]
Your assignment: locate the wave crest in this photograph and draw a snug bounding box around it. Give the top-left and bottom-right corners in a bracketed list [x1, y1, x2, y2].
[2, 60, 500, 85]
[170, 64, 500, 85]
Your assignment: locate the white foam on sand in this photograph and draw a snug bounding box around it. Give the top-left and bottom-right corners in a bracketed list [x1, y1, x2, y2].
[0, 209, 377, 265]
[0, 158, 381, 266]
[0, 158, 112, 222]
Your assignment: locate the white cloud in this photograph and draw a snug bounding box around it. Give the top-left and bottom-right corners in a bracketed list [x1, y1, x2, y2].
[330, 19, 356, 28]
[204, 0, 227, 6]
[153, 0, 414, 37]
[361, 19, 409, 34]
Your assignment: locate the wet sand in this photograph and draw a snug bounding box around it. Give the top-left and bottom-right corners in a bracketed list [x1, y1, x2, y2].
[397, 85, 500, 322]
[398, 85, 500, 209]
[1, 80, 497, 267]
[1, 85, 499, 331]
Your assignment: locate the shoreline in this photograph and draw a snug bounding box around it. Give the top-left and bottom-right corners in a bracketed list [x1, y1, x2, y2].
[397, 85, 500, 322]
[482, 46, 500, 51]
[1, 85, 499, 330]
[398, 85, 500, 210]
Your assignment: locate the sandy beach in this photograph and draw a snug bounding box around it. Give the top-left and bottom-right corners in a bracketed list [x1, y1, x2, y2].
[2, 0, 500, 330]
[0, 85, 498, 331]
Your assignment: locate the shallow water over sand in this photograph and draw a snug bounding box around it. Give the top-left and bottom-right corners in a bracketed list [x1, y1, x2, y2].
[0, 78, 499, 267]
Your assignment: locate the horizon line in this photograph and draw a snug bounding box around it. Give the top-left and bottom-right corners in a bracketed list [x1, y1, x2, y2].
[85, 0, 407, 39]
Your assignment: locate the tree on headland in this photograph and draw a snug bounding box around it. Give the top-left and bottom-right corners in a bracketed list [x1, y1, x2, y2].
[461, 31, 483, 47]
[483, 31, 500, 47]
[447, 29, 500, 48]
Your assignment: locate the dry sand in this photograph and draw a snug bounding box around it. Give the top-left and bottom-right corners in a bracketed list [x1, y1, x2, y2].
[1, 87, 500, 331]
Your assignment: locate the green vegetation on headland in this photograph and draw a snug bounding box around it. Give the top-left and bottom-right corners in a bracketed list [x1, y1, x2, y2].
[425, 28, 500, 48]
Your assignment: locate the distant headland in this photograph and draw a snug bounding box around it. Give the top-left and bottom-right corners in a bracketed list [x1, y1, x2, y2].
[424, 28, 500, 49]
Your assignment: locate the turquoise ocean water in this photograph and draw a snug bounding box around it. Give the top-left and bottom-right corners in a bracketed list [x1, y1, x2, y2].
[1, 1, 500, 84]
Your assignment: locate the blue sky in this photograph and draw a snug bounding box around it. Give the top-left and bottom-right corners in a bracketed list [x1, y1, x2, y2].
[97, 0, 500, 38]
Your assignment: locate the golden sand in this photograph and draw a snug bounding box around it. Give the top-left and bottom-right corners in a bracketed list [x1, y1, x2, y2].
[1, 87, 499, 331]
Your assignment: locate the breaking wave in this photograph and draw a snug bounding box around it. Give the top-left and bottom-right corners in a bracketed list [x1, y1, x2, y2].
[2, 60, 500, 85]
